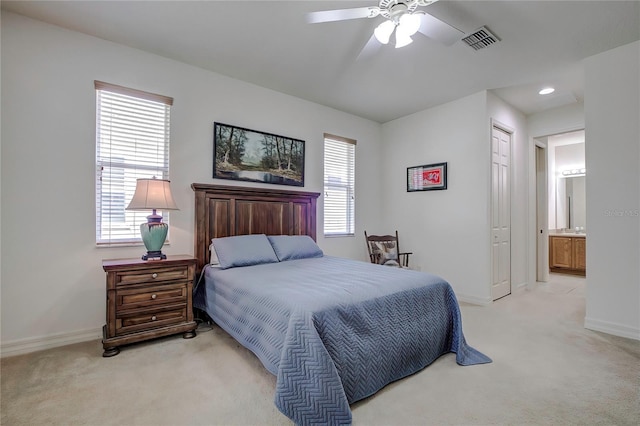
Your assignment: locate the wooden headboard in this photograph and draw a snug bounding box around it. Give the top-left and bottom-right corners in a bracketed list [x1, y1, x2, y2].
[191, 183, 321, 271]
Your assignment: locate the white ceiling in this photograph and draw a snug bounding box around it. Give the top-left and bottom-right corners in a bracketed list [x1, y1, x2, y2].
[2, 0, 639, 123]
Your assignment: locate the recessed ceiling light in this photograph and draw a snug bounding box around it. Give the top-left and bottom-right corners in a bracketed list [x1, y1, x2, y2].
[539, 87, 555, 95]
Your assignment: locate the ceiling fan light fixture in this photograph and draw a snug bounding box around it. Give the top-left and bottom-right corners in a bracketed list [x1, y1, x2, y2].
[374, 20, 396, 44]
[395, 29, 413, 48]
[399, 13, 421, 36]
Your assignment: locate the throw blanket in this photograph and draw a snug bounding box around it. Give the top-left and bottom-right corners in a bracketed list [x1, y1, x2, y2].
[194, 256, 491, 425]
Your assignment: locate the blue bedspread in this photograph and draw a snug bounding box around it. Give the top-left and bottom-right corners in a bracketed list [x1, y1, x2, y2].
[194, 256, 491, 425]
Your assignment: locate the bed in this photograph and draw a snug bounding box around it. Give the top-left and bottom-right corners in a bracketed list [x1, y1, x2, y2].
[191, 183, 491, 425]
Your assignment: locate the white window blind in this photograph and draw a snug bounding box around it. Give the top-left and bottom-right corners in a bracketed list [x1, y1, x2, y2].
[95, 81, 173, 245]
[323, 134, 356, 236]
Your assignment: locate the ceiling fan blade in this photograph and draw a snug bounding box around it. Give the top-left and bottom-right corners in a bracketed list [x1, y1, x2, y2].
[416, 12, 464, 46]
[306, 7, 380, 24]
[356, 33, 382, 61]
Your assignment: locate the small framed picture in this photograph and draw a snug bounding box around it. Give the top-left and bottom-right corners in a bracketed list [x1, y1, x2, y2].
[407, 162, 447, 192]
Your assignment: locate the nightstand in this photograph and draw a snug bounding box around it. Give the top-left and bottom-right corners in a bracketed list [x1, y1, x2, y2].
[101, 255, 197, 357]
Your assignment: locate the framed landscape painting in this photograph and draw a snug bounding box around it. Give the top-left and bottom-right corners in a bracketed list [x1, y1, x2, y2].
[213, 122, 305, 187]
[407, 162, 448, 192]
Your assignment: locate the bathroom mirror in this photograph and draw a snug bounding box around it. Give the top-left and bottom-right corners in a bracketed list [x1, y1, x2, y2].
[556, 175, 586, 231]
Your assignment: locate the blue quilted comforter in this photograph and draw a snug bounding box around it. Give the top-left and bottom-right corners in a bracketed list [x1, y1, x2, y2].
[194, 256, 491, 425]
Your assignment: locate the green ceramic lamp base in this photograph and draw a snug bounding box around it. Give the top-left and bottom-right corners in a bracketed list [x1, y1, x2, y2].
[140, 219, 168, 261]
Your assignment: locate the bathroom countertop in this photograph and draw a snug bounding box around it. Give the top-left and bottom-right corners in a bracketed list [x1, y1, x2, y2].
[549, 231, 586, 237]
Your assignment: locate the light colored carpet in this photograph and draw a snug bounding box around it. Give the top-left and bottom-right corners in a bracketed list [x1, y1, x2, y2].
[2, 274, 639, 425]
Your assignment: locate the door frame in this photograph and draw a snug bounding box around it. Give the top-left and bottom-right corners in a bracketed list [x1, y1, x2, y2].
[528, 126, 585, 289]
[490, 119, 514, 301]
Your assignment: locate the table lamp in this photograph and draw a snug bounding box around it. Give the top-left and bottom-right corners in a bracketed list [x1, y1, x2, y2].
[126, 177, 179, 260]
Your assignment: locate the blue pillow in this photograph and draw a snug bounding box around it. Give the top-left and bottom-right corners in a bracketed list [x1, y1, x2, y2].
[211, 234, 279, 269]
[267, 235, 323, 261]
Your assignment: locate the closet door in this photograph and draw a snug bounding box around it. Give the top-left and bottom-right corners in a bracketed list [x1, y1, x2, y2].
[491, 124, 512, 301]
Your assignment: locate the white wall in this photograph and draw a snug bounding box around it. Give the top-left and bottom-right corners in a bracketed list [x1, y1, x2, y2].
[555, 143, 586, 171]
[528, 103, 585, 139]
[584, 41, 640, 340]
[0, 12, 383, 354]
[380, 91, 528, 304]
[0, 8, 3, 338]
[381, 92, 488, 302]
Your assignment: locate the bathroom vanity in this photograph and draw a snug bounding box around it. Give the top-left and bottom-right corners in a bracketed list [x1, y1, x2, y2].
[549, 233, 586, 276]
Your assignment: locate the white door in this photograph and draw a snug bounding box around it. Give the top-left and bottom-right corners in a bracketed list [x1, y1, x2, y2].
[535, 144, 549, 282]
[491, 125, 511, 300]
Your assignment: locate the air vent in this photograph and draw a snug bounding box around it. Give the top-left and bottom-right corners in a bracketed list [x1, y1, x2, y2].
[462, 26, 500, 50]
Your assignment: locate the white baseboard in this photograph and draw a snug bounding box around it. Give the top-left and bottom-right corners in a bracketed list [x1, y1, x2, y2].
[456, 293, 492, 306]
[514, 281, 528, 290]
[584, 317, 640, 341]
[456, 281, 527, 306]
[1, 327, 102, 358]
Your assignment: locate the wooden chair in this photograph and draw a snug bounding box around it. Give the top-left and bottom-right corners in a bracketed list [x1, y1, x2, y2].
[364, 230, 412, 268]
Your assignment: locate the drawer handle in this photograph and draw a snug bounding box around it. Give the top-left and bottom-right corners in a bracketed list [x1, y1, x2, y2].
[151, 294, 157, 300]
[151, 273, 158, 279]
[151, 315, 157, 321]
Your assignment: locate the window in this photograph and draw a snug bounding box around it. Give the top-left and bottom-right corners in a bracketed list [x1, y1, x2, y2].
[323, 133, 356, 236]
[95, 81, 173, 245]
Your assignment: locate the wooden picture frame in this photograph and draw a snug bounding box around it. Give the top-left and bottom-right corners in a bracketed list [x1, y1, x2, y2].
[213, 122, 305, 187]
[407, 162, 448, 192]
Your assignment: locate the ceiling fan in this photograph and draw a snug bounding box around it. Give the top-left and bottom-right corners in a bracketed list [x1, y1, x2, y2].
[307, 0, 463, 53]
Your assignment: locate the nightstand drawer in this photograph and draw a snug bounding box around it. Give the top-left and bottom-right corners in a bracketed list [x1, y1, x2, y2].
[116, 283, 187, 311]
[116, 305, 187, 335]
[116, 266, 189, 286]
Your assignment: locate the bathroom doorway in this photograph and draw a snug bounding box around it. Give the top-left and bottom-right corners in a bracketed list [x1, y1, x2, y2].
[535, 129, 586, 280]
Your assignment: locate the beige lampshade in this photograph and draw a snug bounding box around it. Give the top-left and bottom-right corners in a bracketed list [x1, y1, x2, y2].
[126, 178, 179, 211]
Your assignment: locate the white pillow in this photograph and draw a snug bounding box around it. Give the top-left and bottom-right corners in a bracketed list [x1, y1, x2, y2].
[209, 243, 221, 268]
